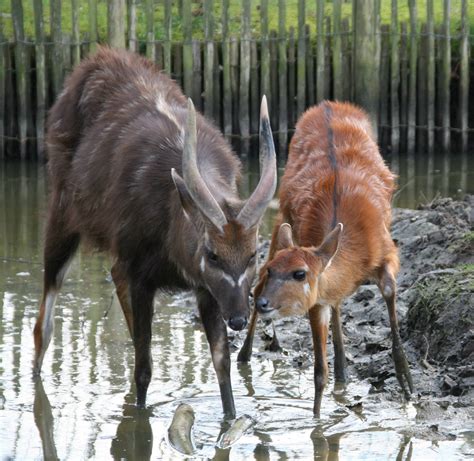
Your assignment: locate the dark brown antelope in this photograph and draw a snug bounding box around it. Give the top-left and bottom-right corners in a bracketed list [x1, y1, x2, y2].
[238, 101, 413, 417]
[33, 48, 277, 418]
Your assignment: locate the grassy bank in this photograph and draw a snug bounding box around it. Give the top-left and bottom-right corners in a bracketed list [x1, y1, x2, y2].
[0, 0, 472, 42]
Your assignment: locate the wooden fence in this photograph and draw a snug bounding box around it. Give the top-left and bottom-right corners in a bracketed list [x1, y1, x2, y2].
[0, 0, 472, 160]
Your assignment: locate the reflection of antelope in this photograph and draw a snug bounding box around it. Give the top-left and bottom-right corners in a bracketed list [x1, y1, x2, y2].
[33, 48, 276, 418]
[239, 101, 413, 416]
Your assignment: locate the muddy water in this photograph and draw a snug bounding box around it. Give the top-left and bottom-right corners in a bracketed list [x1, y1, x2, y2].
[0, 155, 472, 460]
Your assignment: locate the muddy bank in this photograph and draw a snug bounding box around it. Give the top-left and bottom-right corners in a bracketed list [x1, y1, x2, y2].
[233, 195, 473, 441]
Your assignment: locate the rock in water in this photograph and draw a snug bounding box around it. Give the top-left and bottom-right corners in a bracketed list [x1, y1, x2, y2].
[218, 415, 255, 449]
[168, 403, 195, 455]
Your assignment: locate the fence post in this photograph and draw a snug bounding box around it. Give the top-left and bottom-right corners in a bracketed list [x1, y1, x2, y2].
[182, 0, 192, 96]
[352, 0, 380, 133]
[426, 0, 435, 153]
[33, 0, 47, 159]
[332, 0, 343, 100]
[316, 0, 325, 103]
[128, 0, 137, 52]
[11, 0, 28, 158]
[390, 0, 400, 154]
[204, 0, 215, 120]
[239, 0, 251, 139]
[71, 0, 81, 66]
[296, 0, 306, 117]
[278, 0, 287, 151]
[407, 0, 418, 154]
[260, 0, 270, 105]
[222, 0, 232, 136]
[0, 16, 5, 158]
[440, 0, 451, 151]
[108, 0, 126, 49]
[88, 0, 98, 54]
[146, 0, 156, 61]
[459, 0, 469, 152]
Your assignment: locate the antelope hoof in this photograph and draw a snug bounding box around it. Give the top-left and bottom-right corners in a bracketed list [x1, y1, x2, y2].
[393, 344, 414, 398]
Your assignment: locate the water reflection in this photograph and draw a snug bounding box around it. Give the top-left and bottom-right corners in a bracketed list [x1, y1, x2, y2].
[0, 160, 473, 460]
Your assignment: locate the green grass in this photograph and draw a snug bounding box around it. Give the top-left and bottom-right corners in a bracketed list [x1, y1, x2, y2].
[0, 1, 473, 42]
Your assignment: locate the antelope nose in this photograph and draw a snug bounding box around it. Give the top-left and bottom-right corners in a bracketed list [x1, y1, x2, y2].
[256, 297, 272, 313]
[228, 316, 248, 331]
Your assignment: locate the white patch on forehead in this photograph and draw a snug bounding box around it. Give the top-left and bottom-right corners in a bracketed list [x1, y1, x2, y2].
[238, 273, 246, 287]
[320, 305, 331, 326]
[221, 272, 236, 287]
[200, 257, 206, 273]
[303, 282, 311, 297]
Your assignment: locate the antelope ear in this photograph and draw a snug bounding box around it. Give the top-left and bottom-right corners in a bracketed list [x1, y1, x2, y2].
[315, 223, 343, 271]
[171, 168, 196, 221]
[276, 223, 294, 250]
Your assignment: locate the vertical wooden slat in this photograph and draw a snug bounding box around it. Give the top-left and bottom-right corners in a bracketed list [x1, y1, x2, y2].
[0, 17, 5, 158]
[192, 41, 202, 111]
[440, 0, 451, 151]
[260, 0, 270, 104]
[288, 27, 296, 128]
[11, 0, 27, 157]
[172, 42, 182, 86]
[278, 0, 287, 151]
[316, 0, 325, 103]
[164, 1, 172, 69]
[353, 0, 379, 131]
[400, 22, 408, 151]
[269, 29, 278, 130]
[390, 0, 400, 154]
[379, 25, 389, 146]
[459, 0, 469, 152]
[182, 0, 193, 96]
[407, 0, 417, 154]
[213, 39, 221, 127]
[34, 0, 47, 159]
[417, 23, 428, 152]
[340, 18, 351, 101]
[250, 41, 259, 134]
[426, 0, 435, 152]
[128, 0, 137, 52]
[71, 0, 81, 66]
[306, 25, 314, 107]
[239, 0, 251, 138]
[88, 0, 98, 54]
[108, 0, 126, 49]
[296, 0, 306, 116]
[146, 0, 155, 61]
[230, 38, 239, 134]
[324, 16, 331, 99]
[222, 0, 232, 136]
[332, 0, 343, 100]
[204, 0, 215, 119]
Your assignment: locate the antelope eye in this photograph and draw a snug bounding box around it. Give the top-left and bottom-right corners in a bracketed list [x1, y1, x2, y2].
[293, 270, 306, 281]
[206, 249, 218, 262]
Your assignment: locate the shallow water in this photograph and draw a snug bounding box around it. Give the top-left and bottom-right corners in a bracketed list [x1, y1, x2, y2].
[0, 155, 472, 460]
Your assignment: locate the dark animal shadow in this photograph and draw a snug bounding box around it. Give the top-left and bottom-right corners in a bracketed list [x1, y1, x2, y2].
[110, 393, 153, 461]
[33, 377, 59, 461]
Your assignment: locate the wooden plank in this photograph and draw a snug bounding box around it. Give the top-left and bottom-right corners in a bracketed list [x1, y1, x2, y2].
[459, 0, 469, 152]
[33, 0, 46, 158]
[440, 0, 451, 151]
[269, 29, 278, 130]
[426, 0, 435, 153]
[316, 0, 325, 103]
[213, 39, 221, 127]
[390, 0, 400, 154]
[182, 0, 193, 96]
[71, 0, 81, 66]
[417, 23, 428, 152]
[239, 0, 251, 138]
[278, 0, 287, 151]
[324, 16, 331, 99]
[172, 42, 182, 87]
[11, 0, 27, 158]
[332, 0, 343, 100]
[88, 0, 98, 54]
[192, 40, 202, 111]
[204, 0, 215, 120]
[353, 0, 379, 131]
[288, 26, 296, 127]
[379, 25, 389, 147]
[260, 0, 270, 104]
[108, 0, 126, 49]
[400, 22, 408, 151]
[296, 0, 306, 117]
[250, 40, 259, 134]
[407, 0, 417, 154]
[306, 25, 314, 107]
[222, 0, 232, 136]
[0, 17, 5, 158]
[146, 0, 155, 61]
[230, 38, 239, 134]
[127, 0, 137, 52]
[340, 18, 351, 101]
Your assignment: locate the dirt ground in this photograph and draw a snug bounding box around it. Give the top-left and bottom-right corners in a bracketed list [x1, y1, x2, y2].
[233, 195, 473, 441]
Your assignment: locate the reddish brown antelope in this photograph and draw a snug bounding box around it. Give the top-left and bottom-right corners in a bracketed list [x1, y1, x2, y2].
[33, 48, 277, 418]
[238, 101, 413, 417]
